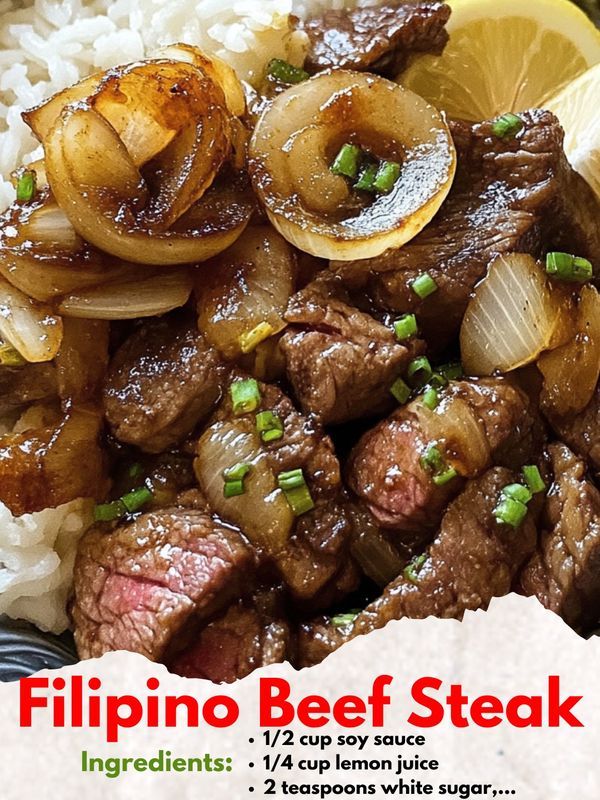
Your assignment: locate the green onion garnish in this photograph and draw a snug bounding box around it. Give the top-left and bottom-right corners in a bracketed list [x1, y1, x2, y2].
[331, 610, 360, 628]
[545, 252, 593, 283]
[277, 468, 305, 491]
[422, 387, 439, 410]
[121, 486, 153, 514]
[267, 58, 309, 85]
[393, 314, 418, 341]
[428, 372, 448, 389]
[404, 554, 427, 584]
[230, 378, 261, 415]
[522, 465, 545, 494]
[407, 355, 433, 387]
[16, 170, 36, 203]
[438, 362, 463, 381]
[494, 496, 528, 528]
[223, 462, 252, 482]
[256, 410, 284, 443]
[224, 480, 245, 498]
[93, 500, 126, 523]
[373, 160, 401, 193]
[390, 376, 411, 405]
[0, 341, 25, 366]
[127, 462, 144, 480]
[502, 483, 532, 504]
[420, 444, 444, 473]
[240, 321, 275, 354]
[354, 162, 378, 192]
[331, 143, 362, 180]
[411, 272, 438, 299]
[432, 467, 457, 487]
[492, 113, 524, 138]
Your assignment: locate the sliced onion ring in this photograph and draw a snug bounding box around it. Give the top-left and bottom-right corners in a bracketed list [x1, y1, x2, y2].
[460, 254, 572, 376]
[0, 276, 63, 362]
[249, 70, 456, 261]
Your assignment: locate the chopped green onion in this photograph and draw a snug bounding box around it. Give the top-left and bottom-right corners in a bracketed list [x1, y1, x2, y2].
[545, 252, 593, 283]
[407, 355, 433, 387]
[267, 58, 309, 85]
[230, 378, 261, 415]
[331, 610, 360, 628]
[432, 466, 458, 486]
[127, 462, 144, 480]
[492, 113, 524, 138]
[390, 376, 411, 405]
[373, 160, 401, 193]
[223, 462, 252, 482]
[93, 500, 126, 523]
[523, 465, 546, 494]
[393, 314, 418, 341]
[354, 162, 378, 192]
[494, 496, 528, 528]
[224, 479, 245, 498]
[438, 362, 463, 381]
[331, 143, 362, 180]
[256, 410, 284, 443]
[422, 387, 439, 410]
[283, 485, 315, 516]
[16, 170, 36, 203]
[121, 485, 153, 514]
[502, 483, 532, 504]
[240, 321, 275, 354]
[428, 372, 448, 389]
[0, 341, 25, 366]
[411, 272, 438, 299]
[277, 468, 305, 491]
[404, 554, 427, 584]
[420, 444, 444, 473]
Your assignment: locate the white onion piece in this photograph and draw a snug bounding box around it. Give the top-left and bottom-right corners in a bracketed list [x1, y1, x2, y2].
[460, 254, 569, 376]
[0, 276, 63, 362]
[249, 70, 456, 260]
[539, 284, 600, 416]
[195, 420, 293, 553]
[58, 269, 193, 319]
[197, 225, 295, 359]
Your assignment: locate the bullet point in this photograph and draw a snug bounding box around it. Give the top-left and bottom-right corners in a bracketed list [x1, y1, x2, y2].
[249, 788, 255, 793]
[249, 738, 255, 744]
[249, 762, 255, 768]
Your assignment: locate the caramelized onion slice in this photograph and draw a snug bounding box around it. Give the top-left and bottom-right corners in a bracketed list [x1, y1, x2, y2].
[539, 284, 600, 417]
[58, 268, 193, 320]
[45, 105, 253, 264]
[249, 70, 456, 261]
[197, 225, 295, 359]
[23, 73, 102, 142]
[0, 276, 63, 363]
[460, 254, 571, 376]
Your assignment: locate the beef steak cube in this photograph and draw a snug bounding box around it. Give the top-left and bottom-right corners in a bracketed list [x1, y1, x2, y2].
[546, 383, 600, 477]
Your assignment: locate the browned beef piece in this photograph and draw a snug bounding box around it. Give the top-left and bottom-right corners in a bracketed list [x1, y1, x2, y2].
[547, 384, 600, 476]
[519, 444, 600, 630]
[302, 1, 450, 76]
[195, 380, 359, 605]
[333, 111, 600, 350]
[169, 598, 290, 683]
[281, 278, 422, 424]
[104, 315, 227, 453]
[0, 363, 57, 416]
[73, 509, 256, 661]
[348, 378, 538, 533]
[298, 467, 537, 666]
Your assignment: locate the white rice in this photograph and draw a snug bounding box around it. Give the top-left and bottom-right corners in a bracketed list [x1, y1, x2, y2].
[0, 498, 93, 633]
[0, 0, 377, 211]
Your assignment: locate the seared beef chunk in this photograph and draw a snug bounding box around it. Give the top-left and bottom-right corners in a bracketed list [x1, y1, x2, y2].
[348, 378, 538, 533]
[519, 444, 600, 630]
[73, 509, 255, 661]
[333, 111, 600, 349]
[169, 595, 290, 682]
[298, 467, 537, 666]
[104, 315, 227, 453]
[547, 384, 600, 476]
[281, 278, 421, 424]
[0, 363, 57, 417]
[195, 380, 358, 604]
[302, 1, 450, 77]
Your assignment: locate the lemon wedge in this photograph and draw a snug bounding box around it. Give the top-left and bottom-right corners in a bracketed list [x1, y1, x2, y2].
[400, 0, 600, 122]
[545, 63, 600, 197]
